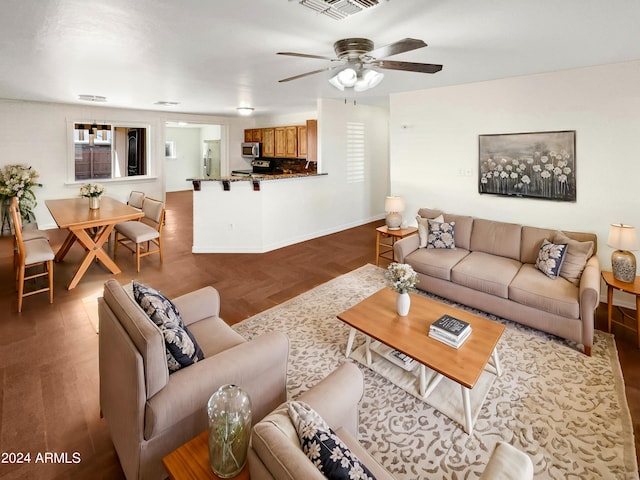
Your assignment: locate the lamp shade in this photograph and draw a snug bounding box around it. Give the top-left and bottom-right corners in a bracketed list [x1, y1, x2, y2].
[607, 224, 639, 251]
[384, 196, 404, 213]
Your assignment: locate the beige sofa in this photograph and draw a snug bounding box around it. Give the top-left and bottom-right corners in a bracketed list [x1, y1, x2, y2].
[249, 362, 533, 479]
[394, 208, 600, 355]
[98, 279, 290, 480]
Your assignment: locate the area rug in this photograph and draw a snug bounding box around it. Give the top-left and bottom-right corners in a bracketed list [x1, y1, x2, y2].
[232, 264, 639, 479]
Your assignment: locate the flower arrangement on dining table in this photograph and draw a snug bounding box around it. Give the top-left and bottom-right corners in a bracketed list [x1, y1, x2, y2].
[385, 262, 418, 294]
[0, 163, 42, 221]
[80, 183, 105, 198]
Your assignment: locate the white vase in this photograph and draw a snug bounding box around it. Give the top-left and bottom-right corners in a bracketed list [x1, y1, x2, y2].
[396, 292, 410, 316]
[89, 196, 100, 209]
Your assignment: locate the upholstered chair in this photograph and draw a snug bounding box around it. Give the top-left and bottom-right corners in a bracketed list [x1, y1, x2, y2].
[114, 197, 164, 272]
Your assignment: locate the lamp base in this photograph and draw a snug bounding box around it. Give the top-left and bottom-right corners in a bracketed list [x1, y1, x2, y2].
[385, 212, 402, 230]
[612, 250, 637, 283]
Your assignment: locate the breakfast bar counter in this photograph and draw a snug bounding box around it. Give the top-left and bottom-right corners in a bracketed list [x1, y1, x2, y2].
[187, 172, 331, 253]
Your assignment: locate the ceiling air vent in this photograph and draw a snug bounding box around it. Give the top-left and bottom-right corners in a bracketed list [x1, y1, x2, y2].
[296, 0, 381, 20]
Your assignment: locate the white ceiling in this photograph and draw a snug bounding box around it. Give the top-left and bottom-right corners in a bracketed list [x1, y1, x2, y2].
[2, 0, 640, 117]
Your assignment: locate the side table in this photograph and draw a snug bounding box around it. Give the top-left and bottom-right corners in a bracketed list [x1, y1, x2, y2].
[162, 430, 250, 480]
[375, 225, 418, 266]
[601, 271, 640, 348]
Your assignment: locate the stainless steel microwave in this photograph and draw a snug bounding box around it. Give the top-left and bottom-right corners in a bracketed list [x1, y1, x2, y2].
[241, 142, 261, 159]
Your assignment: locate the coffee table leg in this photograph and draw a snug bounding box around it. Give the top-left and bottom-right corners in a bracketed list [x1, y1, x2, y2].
[461, 386, 473, 434]
[419, 367, 444, 397]
[491, 348, 502, 377]
[345, 328, 356, 358]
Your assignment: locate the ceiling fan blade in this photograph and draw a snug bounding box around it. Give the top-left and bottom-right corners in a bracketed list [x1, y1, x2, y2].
[277, 52, 337, 61]
[278, 66, 338, 83]
[375, 60, 443, 74]
[366, 38, 428, 60]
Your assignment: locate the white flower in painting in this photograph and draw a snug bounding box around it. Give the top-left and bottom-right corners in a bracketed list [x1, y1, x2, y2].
[541, 170, 551, 179]
[510, 172, 518, 179]
[541, 156, 549, 163]
[505, 165, 513, 172]
[522, 175, 531, 184]
[558, 174, 568, 183]
[533, 165, 542, 173]
[563, 167, 572, 174]
[494, 171, 500, 177]
[545, 163, 554, 171]
[481, 176, 488, 184]
[500, 171, 508, 179]
[553, 167, 562, 175]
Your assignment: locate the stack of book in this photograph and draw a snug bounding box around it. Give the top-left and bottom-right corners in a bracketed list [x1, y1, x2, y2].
[429, 314, 472, 348]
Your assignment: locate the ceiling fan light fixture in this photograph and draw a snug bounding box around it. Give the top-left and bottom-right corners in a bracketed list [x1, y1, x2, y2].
[354, 69, 384, 91]
[337, 68, 358, 87]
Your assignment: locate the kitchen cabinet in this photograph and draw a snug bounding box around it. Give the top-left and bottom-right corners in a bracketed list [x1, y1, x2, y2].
[297, 126, 307, 158]
[274, 127, 286, 157]
[244, 129, 262, 142]
[262, 128, 275, 157]
[285, 126, 298, 157]
[306, 120, 318, 163]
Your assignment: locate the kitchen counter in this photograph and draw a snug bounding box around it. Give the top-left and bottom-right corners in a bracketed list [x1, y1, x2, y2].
[190, 173, 332, 253]
[188, 172, 326, 182]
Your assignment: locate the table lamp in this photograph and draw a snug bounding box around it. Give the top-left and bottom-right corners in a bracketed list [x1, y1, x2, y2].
[607, 223, 639, 282]
[384, 196, 404, 230]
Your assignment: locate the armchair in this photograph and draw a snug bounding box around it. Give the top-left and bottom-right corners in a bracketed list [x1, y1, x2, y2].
[98, 279, 289, 480]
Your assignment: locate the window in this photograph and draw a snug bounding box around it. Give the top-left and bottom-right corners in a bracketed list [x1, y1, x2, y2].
[73, 123, 149, 181]
[346, 122, 365, 184]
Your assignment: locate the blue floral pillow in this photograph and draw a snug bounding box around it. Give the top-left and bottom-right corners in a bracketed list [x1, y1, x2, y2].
[133, 281, 205, 373]
[426, 219, 456, 249]
[288, 401, 376, 480]
[535, 240, 568, 279]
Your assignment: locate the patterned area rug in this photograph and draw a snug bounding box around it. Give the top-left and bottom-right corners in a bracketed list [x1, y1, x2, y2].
[232, 264, 638, 479]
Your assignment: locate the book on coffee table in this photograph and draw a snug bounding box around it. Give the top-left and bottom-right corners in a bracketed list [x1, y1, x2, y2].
[430, 314, 471, 342]
[429, 326, 472, 349]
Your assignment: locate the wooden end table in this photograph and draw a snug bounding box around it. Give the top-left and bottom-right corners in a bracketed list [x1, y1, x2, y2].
[602, 271, 640, 348]
[375, 225, 418, 266]
[162, 430, 250, 480]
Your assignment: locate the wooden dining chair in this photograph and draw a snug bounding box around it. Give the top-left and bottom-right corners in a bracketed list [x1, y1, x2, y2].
[10, 197, 54, 312]
[127, 190, 145, 210]
[10, 196, 49, 274]
[114, 197, 165, 272]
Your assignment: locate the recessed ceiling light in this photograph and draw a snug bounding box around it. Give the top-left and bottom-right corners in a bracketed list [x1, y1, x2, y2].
[155, 101, 180, 106]
[236, 107, 255, 116]
[78, 94, 107, 102]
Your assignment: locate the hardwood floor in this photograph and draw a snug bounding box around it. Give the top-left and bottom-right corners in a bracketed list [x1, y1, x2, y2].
[0, 190, 638, 479]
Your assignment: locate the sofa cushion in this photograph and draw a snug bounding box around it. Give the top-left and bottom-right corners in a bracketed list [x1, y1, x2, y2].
[451, 251, 522, 298]
[405, 248, 470, 281]
[416, 214, 443, 248]
[442, 214, 474, 250]
[427, 220, 456, 249]
[534, 240, 568, 280]
[553, 231, 594, 286]
[520, 226, 557, 264]
[470, 218, 522, 261]
[133, 281, 204, 373]
[187, 316, 246, 357]
[509, 264, 580, 318]
[288, 401, 376, 480]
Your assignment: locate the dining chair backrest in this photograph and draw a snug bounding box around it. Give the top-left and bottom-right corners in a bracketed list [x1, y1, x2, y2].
[141, 197, 165, 231]
[128, 191, 145, 210]
[10, 197, 26, 254]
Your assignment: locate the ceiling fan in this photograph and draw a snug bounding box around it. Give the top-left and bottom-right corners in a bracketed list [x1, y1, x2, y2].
[277, 37, 442, 91]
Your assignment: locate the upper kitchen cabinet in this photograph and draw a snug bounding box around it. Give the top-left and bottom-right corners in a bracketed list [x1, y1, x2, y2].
[262, 128, 275, 157]
[245, 120, 317, 159]
[274, 127, 286, 157]
[244, 128, 262, 142]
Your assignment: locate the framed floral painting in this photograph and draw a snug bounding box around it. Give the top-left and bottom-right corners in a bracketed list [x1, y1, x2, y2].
[478, 130, 576, 202]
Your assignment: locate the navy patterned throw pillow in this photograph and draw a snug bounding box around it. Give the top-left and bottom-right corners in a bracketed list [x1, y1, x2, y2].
[426, 219, 456, 249]
[535, 239, 568, 280]
[288, 401, 376, 480]
[132, 281, 205, 373]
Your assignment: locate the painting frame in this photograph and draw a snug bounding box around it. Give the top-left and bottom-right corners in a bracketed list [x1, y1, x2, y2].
[478, 130, 576, 202]
[165, 141, 176, 159]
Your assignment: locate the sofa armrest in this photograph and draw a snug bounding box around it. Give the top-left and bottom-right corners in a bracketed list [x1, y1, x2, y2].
[393, 235, 420, 263]
[579, 255, 600, 354]
[144, 331, 289, 440]
[297, 362, 364, 438]
[172, 286, 220, 326]
[479, 442, 533, 480]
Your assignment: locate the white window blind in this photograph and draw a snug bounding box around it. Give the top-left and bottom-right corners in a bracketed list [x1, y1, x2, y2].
[346, 122, 365, 184]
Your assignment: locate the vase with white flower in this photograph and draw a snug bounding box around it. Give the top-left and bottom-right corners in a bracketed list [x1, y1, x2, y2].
[0, 164, 42, 226]
[385, 262, 418, 316]
[80, 183, 105, 209]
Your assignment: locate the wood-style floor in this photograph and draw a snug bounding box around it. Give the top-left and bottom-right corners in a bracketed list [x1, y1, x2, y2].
[0, 190, 638, 479]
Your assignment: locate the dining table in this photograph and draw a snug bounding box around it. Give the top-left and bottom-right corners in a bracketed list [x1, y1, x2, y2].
[45, 196, 144, 289]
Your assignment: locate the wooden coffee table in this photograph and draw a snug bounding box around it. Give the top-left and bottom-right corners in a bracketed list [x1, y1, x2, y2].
[337, 287, 505, 434]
